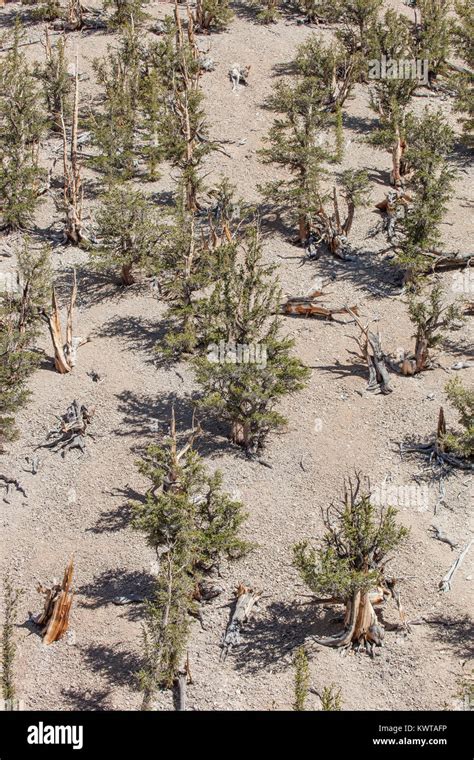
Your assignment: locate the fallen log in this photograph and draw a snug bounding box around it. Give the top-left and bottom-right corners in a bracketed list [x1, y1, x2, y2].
[221, 583, 262, 660]
[438, 540, 472, 593]
[31, 558, 74, 644]
[38, 400, 94, 456]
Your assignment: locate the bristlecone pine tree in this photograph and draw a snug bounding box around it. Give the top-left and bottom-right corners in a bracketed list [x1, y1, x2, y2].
[93, 184, 162, 285]
[90, 25, 142, 179]
[154, 5, 214, 211]
[104, 0, 150, 28]
[1, 574, 23, 703]
[441, 378, 474, 461]
[193, 0, 233, 32]
[193, 225, 310, 452]
[260, 35, 354, 244]
[451, 0, 474, 146]
[401, 283, 462, 374]
[333, 0, 382, 82]
[0, 21, 46, 231]
[397, 109, 455, 279]
[36, 30, 72, 134]
[413, 0, 451, 85]
[293, 475, 409, 652]
[368, 10, 418, 186]
[132, 410, 250, 707]
[0, 241, 51, 449]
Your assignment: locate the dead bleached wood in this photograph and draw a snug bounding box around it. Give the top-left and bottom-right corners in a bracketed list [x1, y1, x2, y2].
[374, 190, 411, 241]
[282, 286, 358, 321]
[221, 583, 262, 660]
[41, 271, 88, 373]
[38, 400, 94, 456]
[0, 475, 27, 503]
[419, 251, 473, 273]
[401, 407, 474, 471]
[430, 525, 458, 550]
[347, 309, 393, 394]
[451, 361, 474, 370]
[60, 54, 87, 246]
[31, 558, 74, 644]
[438, 540, 472, 593]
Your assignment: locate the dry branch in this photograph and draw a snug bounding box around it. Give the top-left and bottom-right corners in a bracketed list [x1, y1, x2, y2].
[282, 287, 358, 321]
[31, 558, 74, 644]
[438, 541, 472, 593]
[0, 475, 27, 503]
[347, 309, 393, 394]
[221, 583, 262, 659]
[38, 400, 95, 456]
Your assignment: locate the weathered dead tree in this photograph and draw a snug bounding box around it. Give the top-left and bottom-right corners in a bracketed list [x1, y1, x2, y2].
[306, 178, 368, 261]
[229, 64, 250, 91]
[374, 189, 411, 241]
[282, 286, 358, 321]
[31, 558, 74, 645]
[418, 252, 473, 273]
[66, 0, 85, 30]
[401, 407, 474, 471]
[347, 309, 393, 394]
[60, 58, 86, 246]
[39, 400, 94, 456]
[41, 271, 87, 373]
[220, 583, 262, 660]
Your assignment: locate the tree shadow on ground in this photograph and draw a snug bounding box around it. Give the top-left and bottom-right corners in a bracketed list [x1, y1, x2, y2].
[61, 687, 112, 711]
[100, 314, 168, 362]
[89, 485, 143, 534]
[425, 614, 474, 659]
[77, 568, 155, 623]
[230, 599, 340, 674]
[80, 644, 143, 689]
[113, 388, 248, 459]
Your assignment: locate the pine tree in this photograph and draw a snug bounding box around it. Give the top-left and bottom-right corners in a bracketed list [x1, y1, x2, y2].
[294, 475, 408, 651]
[36, 29, 72, 133]
[414, 0, 451, 85]
[132, 411, 249, 706]
[321, 684, 342, 710]
[255, 0, 280, 24]
[0, 20, 46, 231]
[452, 0, 474, 146]
[157, 188, 216, 357]
[1, 575, 23, 703]
[93, 185, 161, 285]
[104, 0, 150, 29]
[194, 0, 233, 32]
[397, 109, 455, 278]
[155, 6, 214, 211]
[259, 36, 342, 243]
[193, 225, 310, 452]
[0, 241, 51, 448]
[368, 10, 417, 186]
[442, 378, 473, 460]
[90, 25, 142, 179]
[334, 0, 382, 82]
[404, 283, 462, 373]
[293, 646, 309, 711]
